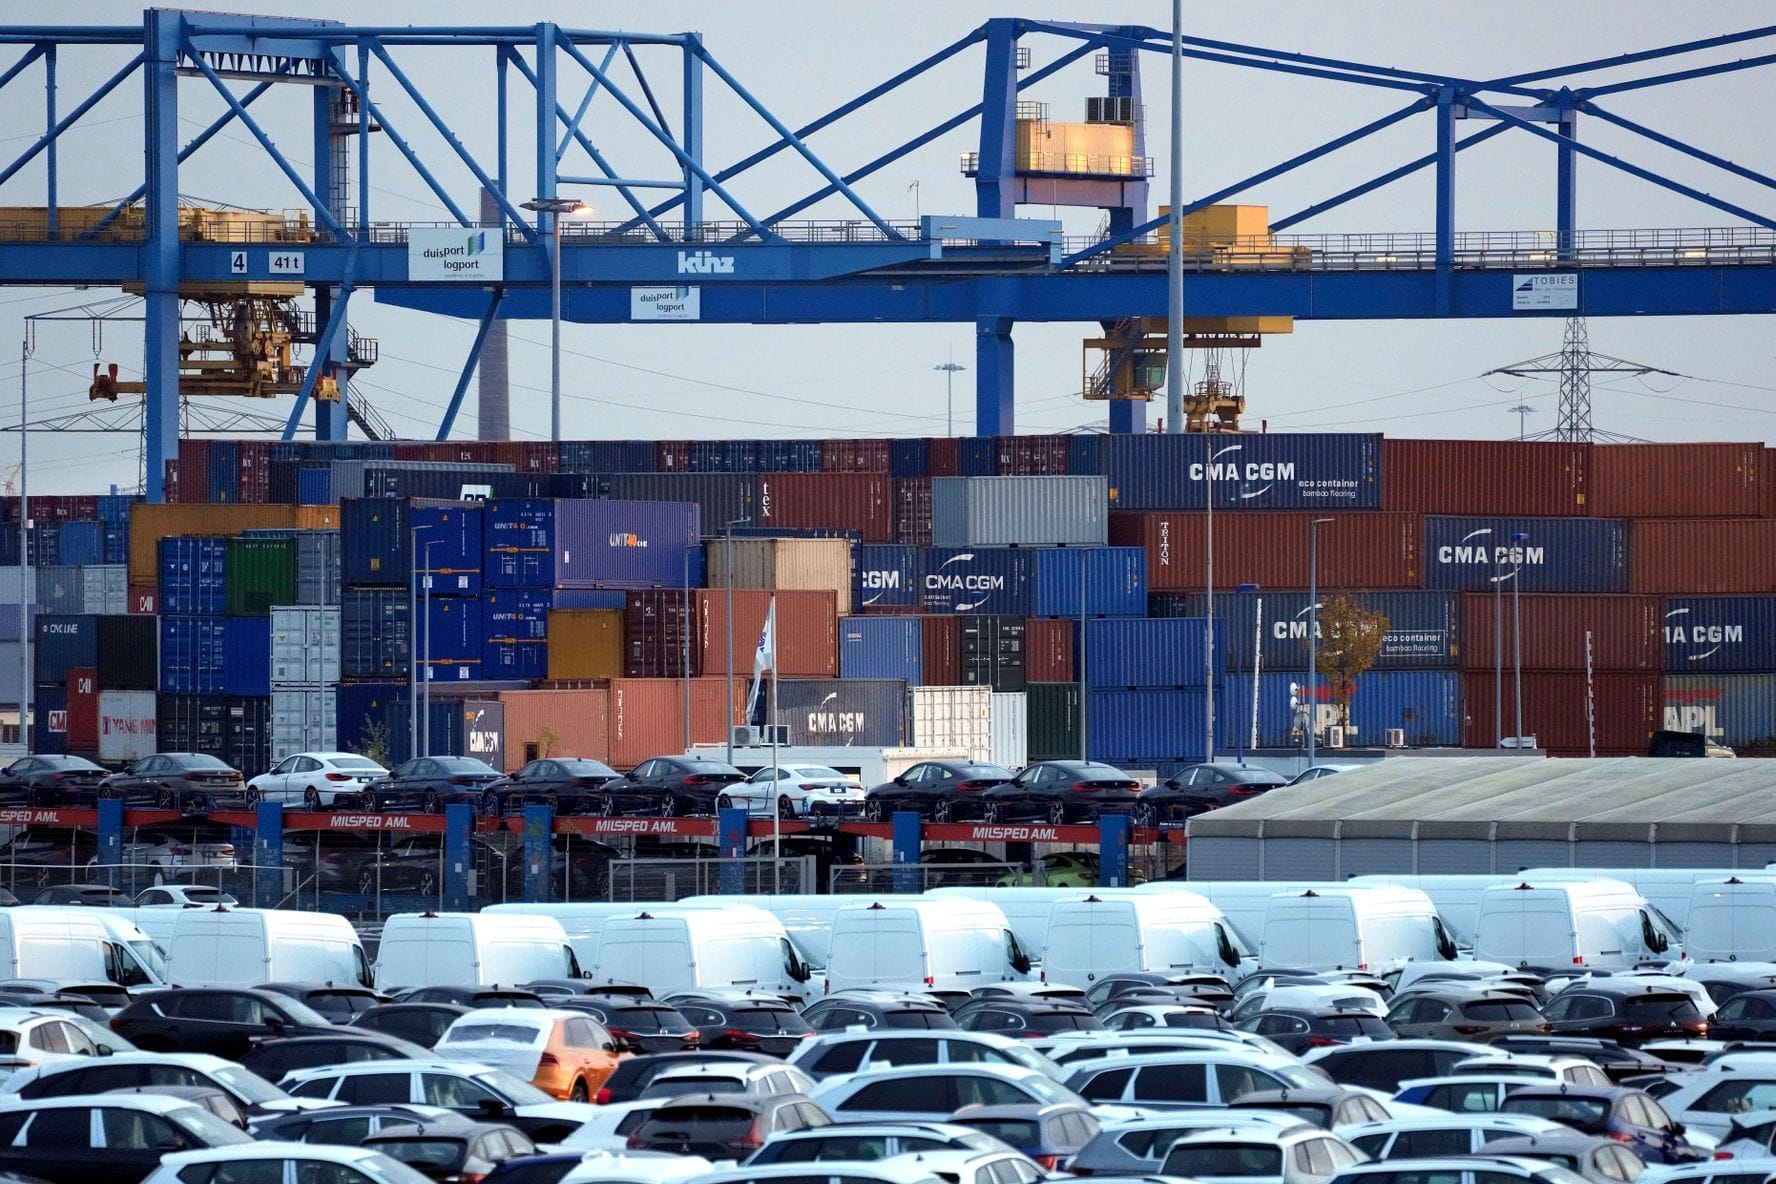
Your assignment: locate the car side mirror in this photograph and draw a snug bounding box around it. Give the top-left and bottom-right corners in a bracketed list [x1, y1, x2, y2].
[602, 1041, 617, 1053]
[477, 1098, 513, 1119]
[1672, 1123, 1686, 1136]
[157, 1138, 185, 1153]
[96, 1045, 112, 1057]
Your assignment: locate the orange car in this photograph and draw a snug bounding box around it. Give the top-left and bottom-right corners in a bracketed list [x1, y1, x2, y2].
[436, 1007, 623, 1101]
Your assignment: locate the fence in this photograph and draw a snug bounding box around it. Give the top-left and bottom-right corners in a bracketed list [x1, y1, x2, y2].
[608, 856, 818, 901]
[831, 859, 1031, 893]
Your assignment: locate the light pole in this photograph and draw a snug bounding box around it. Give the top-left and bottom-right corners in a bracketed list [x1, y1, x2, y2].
[935, 354, 965, 437]
[1306, 519, 1332, 767]
[1484, 529, 1504, 748]
[1164, 0, 1184, 436]
[1235, 583, 1259, 762]
[721, 516, 750, 764]
[521, 197, 591, 442]
[1511, 531, 1528, 748]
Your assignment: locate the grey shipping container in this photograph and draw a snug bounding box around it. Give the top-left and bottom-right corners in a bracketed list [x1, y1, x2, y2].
[0, 641, 19, 703]
[35, 565, 127, 616]
[341, 587, 411, 679]
[770, 678, 907, 747]
[271, 685, 338, 764]
[606, 473, 757, 534]
[931, 476, 1108, 547]
[270, 605, 341, 686]
[1664, 675, 1776, 750]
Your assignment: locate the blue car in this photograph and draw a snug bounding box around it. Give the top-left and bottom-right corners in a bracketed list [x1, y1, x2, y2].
[1500, 1085, 1706, 1165]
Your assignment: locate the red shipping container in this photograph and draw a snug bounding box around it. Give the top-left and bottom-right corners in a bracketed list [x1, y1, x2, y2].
[65, 667, 98, 752]
[1027, 618, 1075, 681]
[1591, 444, 1762, 519]
[1385, 439, 1589, 516]
[822, 440, 890, 472]
[1463, 670, 1658, 757]
[1110, 511, 1422, 590]
[893, 478, 932, 547]
[162, 461, 182, 504]
[1460, 594, 1663, 672]
[997, 435, 1072, 476]
[623, 589, 696, 678]
[128, 584, 157, 615]
[655, 441, 692, 472]
[758, 472, 892, 542]
[607, 677, 745, 768]
[1764, 449, 1776, 518]
[1632, 520, 1776, 594]
[920, 616, 962, 685]
[178, 440, 212, 505]
[929, 438, 961, 478]
[695, 589, 838, 678]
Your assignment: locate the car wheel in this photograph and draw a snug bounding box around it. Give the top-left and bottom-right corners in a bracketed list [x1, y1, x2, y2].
[357, 869, 374, 895]
[1048, 800, 1068, 825]
[421, 790, 440, 814]
[570, 1079, 589, 1103]
[660, 795, 678, 818]
[1133, 802, 1157, 828]
[479, 790, 500, 817]
[304, 786, 322, 811]
[717, 794, 734, 813]
[984, 801, 1004, 824]
[865, 797, 884, 822]
[934, 799, 953, 824]
[418, 870, 436, 896]
[245, 786, 260, 806]
[777, 795, 794, 819]
[599, 794, 616, 817]
[156, 787, 175, 810]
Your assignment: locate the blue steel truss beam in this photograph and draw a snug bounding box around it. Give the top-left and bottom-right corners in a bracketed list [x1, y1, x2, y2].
[437, 288, 506, 439]
[0, 52, 140, 192]
[1583, 100, 1776, 195]
[1271, 122, 1510, 230]
[1488, 24, 1776, 89]
[1574, 48, 1776, 98]
[556, 42, 620, 162]
[325, 46, 474, 229]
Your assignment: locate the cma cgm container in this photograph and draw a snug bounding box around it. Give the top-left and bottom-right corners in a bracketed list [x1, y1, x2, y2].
[1423, 516, 1629, 593]
[1083, 618, 1216, 689]
[917, 547, 1148, 617]
[758, 472, 891, 542]
[1632, 520, 1776, 594]
[1154, 589, 1459, 672]
[1112, 512, 1422, 590]
[159, 537, 228, 616]
[1664, 596, 1776, 672]
[852, 544, 923, 612]
[1088, 688, 1207, 764]
[770, 679, 907, 748]
[839, 617, 922, 684]
[1460, 594, 1663, 672]
[1663, 675, 1776, 750]
[931, 476, 1107, 547]
[1105, 433, 1382, 511]
[484, 499, 700, 588]
[341, 499, 483, 591]
[1591, 443, 1763, 518]
[1462, 671, 1659, 756]
[1384, 439, 1588, 516]
[1220, 671, 1464, 750]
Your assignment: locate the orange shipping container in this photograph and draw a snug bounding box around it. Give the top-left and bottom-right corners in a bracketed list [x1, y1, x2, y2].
[129, 503, 340, 583]
[1591, 444, 1762, 518]
[695, 589, 837, 677]
[1385, 439, 1589, 516]
[494, 688, 612, 772]
[546, 611, 625, 681]
[607, 678, 745, 769]
[1459, 593, 1663, 672]
[1631, 519, 1776, 594]
[1110, 511, 1421, 590]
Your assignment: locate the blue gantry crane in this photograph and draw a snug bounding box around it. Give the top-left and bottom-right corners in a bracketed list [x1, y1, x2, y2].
[0, 12, 1772, 499]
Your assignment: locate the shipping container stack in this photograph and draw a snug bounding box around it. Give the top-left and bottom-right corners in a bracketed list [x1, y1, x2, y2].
[266, 527, 344, 765]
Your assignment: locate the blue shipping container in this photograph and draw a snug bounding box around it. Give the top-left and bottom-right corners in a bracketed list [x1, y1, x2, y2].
[771, 679, 907, 747]
[334, 682, 465, 765]
[958, 437, 997, 477]
[1664, 597, 1776, 672]
[297, 466, 333, 504]
[839, 617, 923, 684]
[889, 439, 929, 478]
[1029, 547, 1148, 618]
[1423, 516, 1629, 593]
[1067, 435, 1106, 476]
[420, 596, 482, 663]
[758, 440, 823, 472]
[920, 548, 1031, 616]
[160, 616, 269, 695]
[342, 499, 483, 591]
[58, 522, 102, 567]
[1155, 589, 1461, 672]
[1088, 688, 1207, 764]
[341, 587, 411, 679]
[159, 537, 228, 616]
[33, 686, 66, 755]
[34, 613, 96, 686]
[96, 494, 136, 524]
[1664, 675, 1776, 748]
[223, 616, 270, 696]
[207, 440, 238, 503]
[483, 639, 548, 680]
[1104, 433, 1383, 511]
[482, 588, 552, 642]
[853, 545, 923, 611]
[484, 499, 700, 589]
[1218, 670, 1464, 750]
[559, 440, 656, 473]
[1083, 618, 1217, 689]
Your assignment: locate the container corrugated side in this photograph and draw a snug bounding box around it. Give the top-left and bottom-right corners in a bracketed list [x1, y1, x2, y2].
[1664, 596, 1776, 672]
[772, 678, 906, 747]
[706, 538, 853, 616]
[840, 617, 922, 684]
[97, 615, 157, 691]
[97, 690, 156, 764]
[1591, 444, 1762, 518]
[1220, 670, 1463, 750]
[494, 688, 613, 773]
[1462, 670, 1659, 756]
[1027, 618, 1075, 682]
[1105, 433, 1382, 511]
[1158, 589, 1459, 672]
[1111, 511, 1422, 590]
[1026, 683, 1080, 761]
[1083, 618, 1215, 688]
[1028, 547, 1148, 618]
[129, 504, 340, 583]
[607, 678, 743, 768]
[270, 686, 336, 764]
[1384, 439, 1589, 515]
[695, 589, 837, 678]
[1663, 675, 1776, 750]
[34, 613, 96, 686]
[555, 500, 701, 588]
[545, 610, 624, 681]
[921, 616, 961, 686]
[158, 537, 228, 616]
[909, 685, 992, 761]
[1088, 688, 1206, 764]
[931, 476, 1108, 547]
[606, 473, 756, 531]
[990, 692, 1029, 770]
[270, 605, 341, 685]
[1632, 520, 1776, 594]
[852, 544, 923, 613]
[1424, 516, 1629, 593]
[920, 548, 1033, 615]
[225, 537, 296, 616]
[1460, 593, 1663, 671]
[341, 586, 410, 679]
[758, 473, 892, 543]
[342, 499, 483, 590]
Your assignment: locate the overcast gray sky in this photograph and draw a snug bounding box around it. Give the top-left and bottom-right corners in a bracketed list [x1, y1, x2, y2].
[5, 2, 1776, 492]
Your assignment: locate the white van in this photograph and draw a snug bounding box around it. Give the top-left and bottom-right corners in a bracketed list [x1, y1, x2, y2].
[1683, 876, 1776, 964]
[1258, 886, 1458, 973]
[1471, 880, 1677, 971]
[88, 910, 170, 983]
[680, 894, 852, 970]
[5, 907, 160, 987]
[1343, 874, 1517, 944]
[590, 906, 816, 1005]
[166, 907, 369, 988]
[1514, 867, 1722, 931]
[1041, 892, 1253, 988]
[482, 901, 695, 971]
[824, 899, 1032, 995]
[923, 886, 1141, 962]
[374, 912, 578, 992]
[1133, 881, 1340, 955]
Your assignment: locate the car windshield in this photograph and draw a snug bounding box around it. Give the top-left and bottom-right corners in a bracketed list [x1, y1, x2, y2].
[1225, 769, 1280, 783]
[331, 757, 385, 771]
[796, 767, 845, 779]
[1623, 995, 1702, 1020]
[433, 759, 495, 774]
[557, 761, 614, 776]
[961, 765, 1014, 778]
[996, 1044, 1055, 1075]
[882, 1010, 951, 1030]
[211, 1065, 289, 1106]
[1022, 1076, 1088, 1106]
[275, 997, 332, 1026]
[1165, 1143, 1282, 1177]
[1253, 1103, 1331, 1125]
[957, 1118, 1039, 1146]
[445, 1022, 546, 1046]
[169, 1106, 255, 1146]
[643, 1076, 745, 1098]
[181, 887, 233, 903]
[734, 1008, 811, 1033]
[173, 755, 231, 770]
[1505, 1096, 1611, 1125]
[1038, 1012, 1101, 1031]
[474, 1068, 552, 1105]
[1319, 1015, 1395, 1037]
[617, 1008, 692, 1032]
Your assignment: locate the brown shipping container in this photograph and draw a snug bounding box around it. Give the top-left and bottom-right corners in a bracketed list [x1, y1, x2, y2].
[1463, 671, 1658, 756]
[822, 440, 890, 472]
[1591, 444, 1762, 519]
[546, 610, 625, 681]
[758, 472, 892, 542]
[129, 503, 341, 583]
[894, 478, 932, 547]
[494, 688, 612, 772]
[1459, 593, 1662, 672]
[695, 589, 837, 678]
[997, 435, 1073, 476]
[1110, 511, 1421, 590]
[1765, 450, 1776, 518]
[237, 441, 273, 505]
[1027, 618, 1075, 682]
[1385, 439, 1589, 516]
[929, 438, 961, 478]
[607, 677, 744, 769]
[705, 538, 853, 615]
[1632, 519, 1776, 594]
[623, 591, 696, 678]
[921, 616, 962, 686]
[655, 441, 692, 472]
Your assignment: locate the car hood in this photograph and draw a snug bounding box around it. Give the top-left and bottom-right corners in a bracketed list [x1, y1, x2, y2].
[517, 1099, 600, 1123]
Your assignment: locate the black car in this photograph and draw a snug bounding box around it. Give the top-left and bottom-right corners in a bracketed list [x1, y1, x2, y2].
[251, 1103, 476, 1145]
[365, 1117, 537, 1182]
[319, 835, 445, 896]
[398, 986, 546, 1009]
[350, 1002, 471, 1049]
[953, 999, 1105, 1037]
[1098, 983, 1237, 1014]
[669, 992, 816, 1057]
[111, 987, 337, 1059]
[1307, 1040, 1489, 1092]
[0, 1094, 253, 1184]
[1541, 984, 1710, 1046]
[1701, 988, 1776, 1043]
[552, 995, 701, 1054]
[1236, 1007, 1398, 1055]
[240, 1031, 431, 1081]
[364, 757, 507, 814]
[626, 1092, 828, 1159]
[257, 983, 386, 1025]
[1133, 763, 1290, 824]
[10, 1054, 295, 1116]
[1084, 971, 1228, 1012]
[617, 756, 746, 816]
[1490, 1035, 1672, 1082]
[801, 991, 958, 1033]
[99, 753, 247, 812]
[28, 882, 131, 906]
[862, 760, 1016, 823]
[979, 761, 1141, 824]
[500, 758, 622, 816]
[596, 1050, 778, 1104]
[0, 754, 107, 805]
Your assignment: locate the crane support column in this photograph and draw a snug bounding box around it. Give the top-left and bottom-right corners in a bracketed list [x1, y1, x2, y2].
[142, 9, 182, 502]
[312, 84, 348, 440]
[1556, 99, 1578, 263]
[974, 19, 1019, 220]
[1109, 397, 1147, 434]
[1434, 86, 1456, 316]
[975, 316, 1015, 436]
[683, 34, 705, 233]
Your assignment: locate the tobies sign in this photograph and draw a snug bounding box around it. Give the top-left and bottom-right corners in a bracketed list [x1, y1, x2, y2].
[408, 228, 504, 281]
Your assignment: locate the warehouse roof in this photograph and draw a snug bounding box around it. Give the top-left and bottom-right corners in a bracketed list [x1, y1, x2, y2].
[1185, 758, 1776, 843]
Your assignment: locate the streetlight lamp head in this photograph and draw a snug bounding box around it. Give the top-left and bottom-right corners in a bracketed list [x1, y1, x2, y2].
[1312, 517, 1334, 526]
[522, 195, 589, 215]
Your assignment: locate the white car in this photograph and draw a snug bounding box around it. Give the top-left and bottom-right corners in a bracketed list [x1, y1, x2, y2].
[1343, 1113, 1569, 1160]
[88, 833, 237, 879]
[1654, 1069, 1776, 1140]
[1449, 1055, 1613, 1087]
[555, 1100, 670, 1151]
[790, 1029, 1065, 1081]
[143, 1142, 431, 1184]
[1163, 1124, 1366, 1184]
[1640, 1163, 1776, 1184]
[248, 752, 389, 809]
[690, 1162, 950, 1184]
[721, 766, 863, 818]
[811, 1063, 1090, 1124]
[0, 1006, 118, 1070]
[1030, 1029, 1292, 1064]
[0, 1052, 332, 1115]
[880, 1150, 1046, 1184]
[1103, 1003, 1237, 1031]
[560, 1150, 714, 1184]
[639, 1061, 818, 1101]
[1230, 983, 1388, 1021]
[135, 884, 236, 908]
[281, 1058, 595, 1141]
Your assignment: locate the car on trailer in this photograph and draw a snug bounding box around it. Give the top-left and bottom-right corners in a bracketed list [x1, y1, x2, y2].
[362, 757, 507, 814]
[98, 753, 248, 813]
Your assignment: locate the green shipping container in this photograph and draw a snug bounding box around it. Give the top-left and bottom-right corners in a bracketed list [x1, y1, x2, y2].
[1026, 682, 1082, 762]
[226, 536, 296, 617]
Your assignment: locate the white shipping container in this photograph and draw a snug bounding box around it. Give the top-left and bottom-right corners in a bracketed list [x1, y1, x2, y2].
[97, 690, 156, 764]
[989, 692, 1028, 771]
[0, 567, 23, 603]
[931, 476, 1108, 547]
[271, 685, 338, 763]
[270, 605, 341, 685]
[81, 565, 127, 615]
[910, 685, 993, 763]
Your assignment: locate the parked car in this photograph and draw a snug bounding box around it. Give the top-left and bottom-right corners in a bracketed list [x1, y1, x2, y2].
[365, 1117, 537, 1182]
[247, 752, 389, 810]
[626, 1092, 829, 1159]
[1482, 1133, 1648, 1184]
[950, 1101, 1101, 1171]
[670, 992, 816, 1057]
[100, 753, 247, 813]
[110, 987, 338, 1060]
[618, 757, 747, 817]
[954, 1000, 1105, 1038]
[257, 983, 386, 1025]
[0, 1051, 324, 1118]
[1542, 985, 1711, 1046]
[636, 1061, 817, 1102]
[365, 757, 507, 814]
[1499, 1085, 1707, 1164]
[29, 882, 130, 906]
[1134, 763, 1290, 824]
[554, 995, 700, 1054]
[352, 1003, 471, 1049]
[135, 884, 236, 908]
[141, 1144, 434, 1184]
[812, 1064, 1090, 1124]
[743, 1121, 1011, 1165]
[1064, 1050, 1325, 1109]
[1645, 1069, 1776, 1140]
[863, 761, 1016, 823]
[978, 761, 1142, 825]
[241, 1031, 433, 1082]
[1305, 1040, 1496, 1092]
[500, 759, 622, 816]
[435, 1007, 622, 1103]
[1288, 765, 1363, 786]
[1488, 1036, 1671, 1083]
[1237, 1008, 1397, 1055]
[1085, 972, 1228, 1012]
[0, 1092, 253, 1184]
[1070, 1111, 1310, 1176]
[1162, 1123, 1366, 1184]
[400, 987, 545, 1009]
[1698, 990, 1776, 1044]
[1342, 1113, 1568, 1161]
[249, 1102, 471, 1144]
[280, 1058, 595, 1142]
[1325, 1156, 1593, 1184]
[1103, 1004, 1235, 1032]
[1387, 991, 1553, 1043]
[0, 754, 107, 805]
[722, 766, 864, 819]
[788, 1029, 1060, 1082]
[1230, 1087, 1395, 1131]
[92, 829, 237, 880]
[996, 851, 1109, 887]
[0, 1006, 113, 1069]
[595, 1051, 778, 1105]
[800, 992, 956, 1033]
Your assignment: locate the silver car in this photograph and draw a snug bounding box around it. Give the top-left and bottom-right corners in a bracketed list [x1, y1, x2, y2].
[248, 752, 388, 809]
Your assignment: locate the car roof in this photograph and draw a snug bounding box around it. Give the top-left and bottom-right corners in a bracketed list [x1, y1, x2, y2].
[1171, 1126, 1326, 1147]
[694, 1163, 946, 1184]
[765, 1122, 985, 1141]
[283, 1058, 488, 1080]
[21, 1051, 236, 1077]
[1066, 1050, 1296, 1072]
[1233, 1088, 1362, 1105]
[1306, 1039, 1491, 1060]
[1343, 1115, 1562, 1135]
[1098, 1112, 1307, 1132]
[0, 1092, 198, 1116]
[822, 1063, 1043, 1082]
[1504, 1085, 1631, 1100]
[1332, 1157, 1573, 1175]
[450, 1006, 565, 1025]
[162, 1144, 399, 1167]
[1484, 1133, 1619, 1153]
[952, 1102, 1081, 1119]
[653, 1061, 778, 1079]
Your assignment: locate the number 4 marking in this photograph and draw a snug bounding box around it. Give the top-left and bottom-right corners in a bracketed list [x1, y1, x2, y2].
[229, 251, 247, 274]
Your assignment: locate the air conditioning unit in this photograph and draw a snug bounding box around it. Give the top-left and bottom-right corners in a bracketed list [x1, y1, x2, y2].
[1325, 726, 1346, 749]
[1086, 96, 1136, 124]
[1386, 728, 1406, 748]
[731, 725, 789, 747]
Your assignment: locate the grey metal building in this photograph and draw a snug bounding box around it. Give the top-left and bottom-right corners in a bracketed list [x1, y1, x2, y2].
[1186, 758, 1776, 880]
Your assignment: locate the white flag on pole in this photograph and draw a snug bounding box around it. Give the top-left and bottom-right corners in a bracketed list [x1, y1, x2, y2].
[744, 596, 777, 724]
